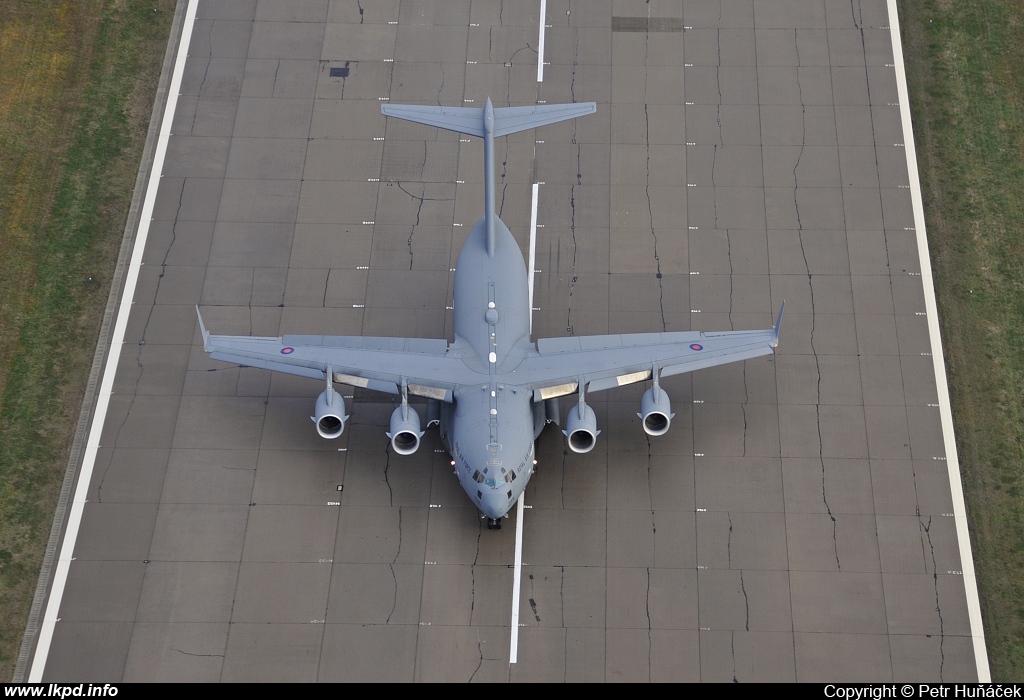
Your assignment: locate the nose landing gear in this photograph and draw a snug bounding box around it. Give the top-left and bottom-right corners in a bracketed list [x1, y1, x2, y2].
[486, 517, 502, 530]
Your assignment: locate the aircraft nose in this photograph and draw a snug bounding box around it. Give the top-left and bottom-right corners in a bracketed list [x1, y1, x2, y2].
[479, 489, 510, 519]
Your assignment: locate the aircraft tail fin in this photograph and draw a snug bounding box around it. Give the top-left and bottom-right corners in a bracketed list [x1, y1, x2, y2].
[195, 306, 211, 351]
[382, 102, 596, 138]
[772, 301, 785, 346]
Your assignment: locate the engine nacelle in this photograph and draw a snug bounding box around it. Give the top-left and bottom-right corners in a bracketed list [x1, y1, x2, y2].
[388, 405, 424, 455]
[638, 386, 674, 436]
[313, 389, 348, 439]
[564, 402, 600, 454]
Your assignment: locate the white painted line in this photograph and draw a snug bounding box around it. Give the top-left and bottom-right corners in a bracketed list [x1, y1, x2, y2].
[528, 182, 539, 333]
[536, 0, 547, 82]
[509, 491, 526, 664]
[514, 182, 539, 663]
[886, 0, 990, 681]
[28, 0, 199, 682]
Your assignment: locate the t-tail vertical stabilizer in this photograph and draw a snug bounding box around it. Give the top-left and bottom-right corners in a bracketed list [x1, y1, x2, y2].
[382, 99, 596, 256]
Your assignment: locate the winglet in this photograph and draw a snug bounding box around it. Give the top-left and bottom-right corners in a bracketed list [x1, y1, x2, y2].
[195, 305, 211, 351]
[772, 301, 785, 346]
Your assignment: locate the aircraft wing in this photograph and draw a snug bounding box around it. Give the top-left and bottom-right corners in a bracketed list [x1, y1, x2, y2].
[197, 308, 469, 401]
[524, 304, 784, 401]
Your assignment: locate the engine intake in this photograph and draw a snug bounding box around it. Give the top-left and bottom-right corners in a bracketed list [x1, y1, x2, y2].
[388, 405, 424, 455]
[313, 389, 348, 439]
[638, 385, 674, 436]
[564, 402, 600, 454]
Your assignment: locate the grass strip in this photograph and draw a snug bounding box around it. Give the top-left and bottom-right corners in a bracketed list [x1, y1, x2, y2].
[0, 0, 173, 679]
[900, 0, 1024, 680]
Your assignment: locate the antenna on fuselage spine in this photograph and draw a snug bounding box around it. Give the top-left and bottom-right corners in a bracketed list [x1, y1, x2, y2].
[380, 99, 597, 256]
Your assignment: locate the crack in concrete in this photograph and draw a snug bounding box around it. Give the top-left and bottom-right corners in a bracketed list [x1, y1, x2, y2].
[468, 628, 485, 683]
[172, 648, 224, 658]
[792, 32, 840, 570]
[639, 11, 666, 331]
[569, 18, 579, 102]
[920, 515, 946, 679]
[565, 183, 578, 335]
[558, 446, 566, 509]
[727, 512, 734, 568]
[395, 181, 453, 270]
[564, 30, 583, 336]
[552, 568, 572, 678]
[381, 441, 393, 506]
[468, 531, 485, 681]
[793, 30, 806, 230]
[190, 47, 212, 133]
[740, 570, 750, 631]
[386, 507, 402, 623]
[558, 566, 565, 628]
[645, 567, 653, 682]
[643, 103, 667, 332]
[731, 630, 739, 682]
[742, 363, 749, 456]
[99, 177, 187, 502]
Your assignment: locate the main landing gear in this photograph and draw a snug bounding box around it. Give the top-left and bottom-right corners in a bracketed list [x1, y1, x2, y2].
[486, 518, 502, 530]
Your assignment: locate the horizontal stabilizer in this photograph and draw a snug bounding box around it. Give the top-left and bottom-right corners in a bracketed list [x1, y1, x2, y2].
[492, 102, 597, 136]
[381, 104, 486, 137]
[382, 101, 597, 138]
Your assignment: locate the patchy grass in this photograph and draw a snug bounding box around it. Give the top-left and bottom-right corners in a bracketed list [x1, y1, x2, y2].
[900, 0, 1024, 680]
[0, 0, 173, 679]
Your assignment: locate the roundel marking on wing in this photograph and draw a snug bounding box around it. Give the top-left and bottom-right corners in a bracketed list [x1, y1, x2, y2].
[689, 343, 704, 351]
[281, 347, 295, 355]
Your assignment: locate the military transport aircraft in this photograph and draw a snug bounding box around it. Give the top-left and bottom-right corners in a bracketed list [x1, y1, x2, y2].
[197, 99, 783, 529]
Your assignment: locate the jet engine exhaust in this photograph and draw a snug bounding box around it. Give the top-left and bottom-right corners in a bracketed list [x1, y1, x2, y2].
[388, 405, 424, 455]
[313, 389, 348, 439]
[638, 385, 674, 436]
[564, 402, 599, 453]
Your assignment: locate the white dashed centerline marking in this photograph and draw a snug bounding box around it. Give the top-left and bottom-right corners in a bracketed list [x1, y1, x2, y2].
[528, 182, 539, 332]
[511, 182, 541, 665]
[509, 492, 526, 664]
[536, 0, 547, 83]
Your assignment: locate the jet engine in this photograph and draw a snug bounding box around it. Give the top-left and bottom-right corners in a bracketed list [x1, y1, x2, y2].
[638, 385, 674, 436]
[564, 402, 600, 454]
[388, 404, 424, 455]
[313, 389, 348, 439]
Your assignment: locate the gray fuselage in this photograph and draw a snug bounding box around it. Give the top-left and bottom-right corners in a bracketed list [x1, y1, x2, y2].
[440, 213, 537, 519]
